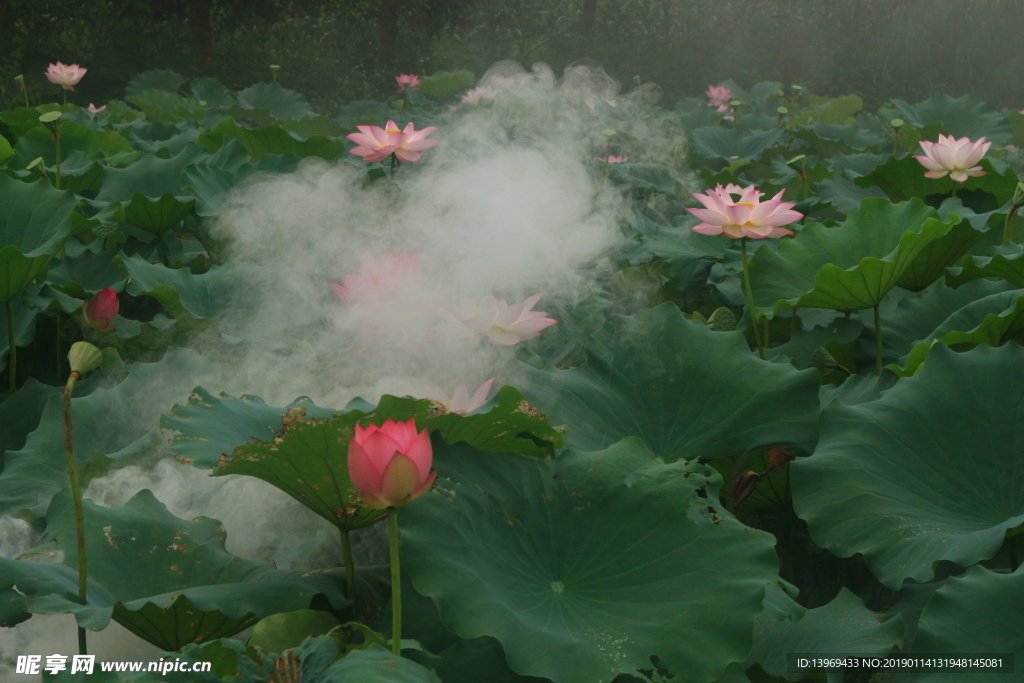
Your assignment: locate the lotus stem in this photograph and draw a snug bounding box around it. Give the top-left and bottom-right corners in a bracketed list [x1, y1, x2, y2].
[63, 372, 88, 655]
[340, 528, 356, 604]
[63, 91, 67, 106]
[763, 318, 770, 349]
[54, 133, 61, 191]
[740, 239, 765, 359]
[22, 85, 29, 110]
[950, 186, 957, 199]
[6, 299, 16, 394]
[1004, 207, 1018, 244]
[1011, 535, 1020, 573]
[874, 305, 883, 376]
[388, 510, 402, 655]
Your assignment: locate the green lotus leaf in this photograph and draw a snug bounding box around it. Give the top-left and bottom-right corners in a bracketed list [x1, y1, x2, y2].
[0, 348, 215, 519]
[117, 253, 252, 319]
[0, 289, 38, 372]
[0, 135, 13, 167]
[247, 609, 341, 653]
[401, 438, 779, 683]
[236, 82, 315, 121]
[865, 278, 1015, 365]
[12, 121, 132, 168]
[316, 644, 441, 682]
[419, 70, 476, 102]
[519, 303, 820, 460]
[280, 116, 346, 139]
[198, 118, 346, 161]
[98, 145, 205, 200]
[747, 198, 955, 315]
[946, 241, 1024, 288]
[792, 344, 1024, 589]
[689, 126, 786, 162]
[895, 215, 991, 292]
[891, 288, 1024, 376]
[788, 95, 863, 126]
[3, 488, 349, 651]
[912, 566, 1024, 682]
[46, 241, 130, 298]
[856, 154, 1017, 208]
[164, 388, 341, 469]
[608, 162, 684, 194]
[123, 193, 195, 234]
[748, 586, 903, 681]
[891, 93, 1013, 146]
[125, 69, 185, 96]
[0, 175, 77, 301]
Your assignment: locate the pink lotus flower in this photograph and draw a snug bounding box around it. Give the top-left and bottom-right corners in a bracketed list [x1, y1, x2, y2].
[330, 253, 421, 307]
[346, 120, 438, 163]
[687, 184, 803, 239]
[706, 85, 731, 108]
[45, 62, 87, 91]
[348, 419, 436, 510]
[461, 87, 496, 106]
[914, 134, 992, 183]
[453, 294, 557, 346]
[600, 155, 628, 163]
[86, 103, 105, 114]
[395, 74, 422, 92]
[82, 287, 119, 332]
[434, 378, 495, 414]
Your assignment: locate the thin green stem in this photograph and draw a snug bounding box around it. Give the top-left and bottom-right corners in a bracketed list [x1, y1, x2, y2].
[874, 305, 883, 376]
[388, 511, 401, 656]
[63, 90, 67, 106]
[1004, 208, 1018, 244]
[6, 299, 16, 395]
[1011, 535, 1020, 573]
[54, 134, 61, 191]
[740, 239, 764, 359]
[22, 86, 29, 109]
[341, 528, 356, 605]
[950, 186, 957, 199]
[63, 373, 88, 655]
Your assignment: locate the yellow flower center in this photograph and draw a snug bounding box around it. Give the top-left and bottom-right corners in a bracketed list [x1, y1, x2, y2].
[735, 201, 756, 209]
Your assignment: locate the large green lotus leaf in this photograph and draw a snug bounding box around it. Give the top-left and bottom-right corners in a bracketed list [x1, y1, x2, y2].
[97, 145, 205, 201]
[46, 241, 130, 298]
[122, 193, 195, 234]
[689, 126, 786, 162]
[747, 198, 955, 315]
[419, 70, 476, 102]
[867, 279, 1015, 365]
[401, 438, 779, 683]
[7, 488, 349, 651]
[895, 215, 990, 292]
[641, 226, 729, 291]
[748, 586, 903, 682]
[891, 288, 1024, 376]
[318, 645, 442, 682]
[183, 163, 237, 217]
[12, 121, 132, 168]
[891, 93, 1014, 146]
[0, 289, 39, 372]
[125, 69, 185, 96]
[816, 173, 886, 215]
[912, 566, 1024, 682]
[168, 389, 562, 529]
[165, 387, 562, 471]
[0, 175, 77, 301]
[520, 303, 820, 460]
[198, 118, 346, 161]
[856, 154, 1017, 208]
[0, 348, 215, 519]
[236, 82, 315, 121]
[608, 163, 684, 194]
[946, 241, 1024, 288]
[0, 135, 13, 167]
[792, 344, 1024, 589]
[117, 253, 250, 318]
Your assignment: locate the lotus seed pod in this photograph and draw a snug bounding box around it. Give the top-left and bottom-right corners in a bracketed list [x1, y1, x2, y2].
[707, 307, 737, 332]
[810, 347, 839, 374]
[92, 222, 119, 238]
[68, 341, 103, 375]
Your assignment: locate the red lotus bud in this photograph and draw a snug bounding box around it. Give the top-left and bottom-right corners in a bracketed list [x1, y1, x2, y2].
[82, 288, 119, 332]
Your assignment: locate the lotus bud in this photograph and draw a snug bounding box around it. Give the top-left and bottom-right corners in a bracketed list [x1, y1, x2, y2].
[26, 157, 48, 179]
[707, 307, 737, 332]
[68, 342, 103, 376]
[347, 419, 437, 510]
[810, 347, 851, 376]
[82, 287, 119, 332]
[14, 74, 24, 87]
